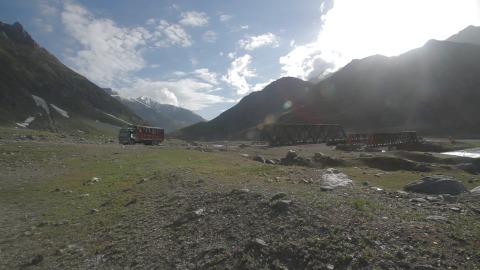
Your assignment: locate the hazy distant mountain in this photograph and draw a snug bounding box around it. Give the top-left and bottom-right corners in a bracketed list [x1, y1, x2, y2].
[447, 25, 480, 45]
[0, 21, 145, 133]
[104, 89, 205, 132]
[181, 39, 480, 140]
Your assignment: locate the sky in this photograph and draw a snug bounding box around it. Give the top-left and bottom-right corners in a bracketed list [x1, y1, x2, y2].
[1, 0, 480, 120]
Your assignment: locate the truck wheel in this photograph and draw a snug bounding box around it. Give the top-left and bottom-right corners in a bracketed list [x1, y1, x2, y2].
[152, 140, 158, 146]
[129, 139, 135, 145]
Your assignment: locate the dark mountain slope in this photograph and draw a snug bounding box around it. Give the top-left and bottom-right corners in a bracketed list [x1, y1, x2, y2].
[0, 21, 144, 133]
[181, 39, 480, 140]
[303, 40, 480, 134]
[181, 77, 315, 140]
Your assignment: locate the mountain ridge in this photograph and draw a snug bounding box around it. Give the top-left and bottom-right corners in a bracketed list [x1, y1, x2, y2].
[180, 36, 480, 140]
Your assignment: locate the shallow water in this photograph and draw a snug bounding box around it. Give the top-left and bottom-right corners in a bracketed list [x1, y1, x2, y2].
[442, 147, 480, 158]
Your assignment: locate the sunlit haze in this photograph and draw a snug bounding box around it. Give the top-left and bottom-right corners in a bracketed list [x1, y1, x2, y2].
[1, 0, 479, 119]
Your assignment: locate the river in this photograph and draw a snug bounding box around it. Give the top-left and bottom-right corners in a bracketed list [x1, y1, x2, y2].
[442, 147, 480, 158]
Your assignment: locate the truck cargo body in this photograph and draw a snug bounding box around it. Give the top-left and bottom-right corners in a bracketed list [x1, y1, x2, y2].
[118, 125, 165, 145]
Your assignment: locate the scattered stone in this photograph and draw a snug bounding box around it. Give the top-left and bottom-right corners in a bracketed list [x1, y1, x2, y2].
[286, 150, 297, 159]
[362, 181, 371, 187]
[55, 219, 69, 226]
[248, 238, 268, 248]
[271, 192, 287, 201]
[425, 216, 449, 222]
[239, 153, 249, 158]
[90, 208, 99, 214]
[457, 163, 479, 174]
[125, 198, 138, 207]
[439, 194, 457, 203]
[54, 187, 61, 192]
[320, 186, 334, 192]
[425, 196, 441, 202]
[359, 153, 374, 158]
[30, 254, 43, 265]
[272, 200, 292, 212]
[470, 186, 480, 194]
[404, 175, 468, 195]
[316, 168, 353, 189]
[410, 198, 427, 203]
[79, 193, 90, 198]
[414, 265, 436, 270]
[252, 155, 265, 163]
[173, 209, 204, 226]
[265, 159, 276, 165]
[138, 178, 150, 184]
[450, 207, 461, 212]
[231, 188, 250, 194]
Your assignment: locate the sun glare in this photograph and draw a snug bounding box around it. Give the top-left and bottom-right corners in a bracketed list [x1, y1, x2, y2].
[318, 0, 480, 70]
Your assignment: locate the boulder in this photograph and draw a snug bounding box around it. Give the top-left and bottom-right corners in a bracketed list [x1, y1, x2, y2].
[316, 168, 353, 189]
[404, 175, 468, 195]
[471, 186, 480, 194]
[285, 150, 297, 159]
[252, 155, 265, 163]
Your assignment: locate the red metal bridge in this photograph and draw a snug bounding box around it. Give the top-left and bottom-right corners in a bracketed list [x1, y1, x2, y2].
[260, 124, 418, 147]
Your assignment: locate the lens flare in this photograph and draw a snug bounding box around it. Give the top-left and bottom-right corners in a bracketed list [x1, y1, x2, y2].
[283, 100, 292, 110]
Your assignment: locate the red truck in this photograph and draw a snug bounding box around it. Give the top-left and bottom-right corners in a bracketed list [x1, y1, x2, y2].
[118, 125, 165, 145]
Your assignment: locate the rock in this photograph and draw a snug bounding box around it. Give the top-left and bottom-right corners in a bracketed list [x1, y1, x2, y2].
[362, 156, 430, 172]
[457, 163, 479, 174]
[470, 186, 480, 194]
[173, 209, 204, 226]
[272, 200, 292, 212]
[359, 153, 374, 158]
[231, 188, 250, 194]
[410, 198, 427, 203]
[265, 159, 276, 165]
[248, 238, 268, 248]
[271, 192, 287, 201]
[316, 168, 353, 189]
[320, 186, 334, 192]
[30, 254, 43, 265]
[253, 155, 265, 163]
[313, 152, 325, 159]
[439, 194, 457, 203]
[425, 216, 449, 222]
[404, 175, 468, 195]
[125, 198, 138, 206]
[286, 150, 297, 159]
[362, 181, 371, 187]
[239, 153, 249, 158]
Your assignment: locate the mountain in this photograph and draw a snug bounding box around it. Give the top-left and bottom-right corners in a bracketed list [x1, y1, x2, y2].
[181, 39, 480, 140]
[447, 25, 480, 45]
[0, 21, 145, 133]
[103, 88, 205, 132]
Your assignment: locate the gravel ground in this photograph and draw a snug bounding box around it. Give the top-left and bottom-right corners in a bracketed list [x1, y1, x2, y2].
[1, 133, 479, 269]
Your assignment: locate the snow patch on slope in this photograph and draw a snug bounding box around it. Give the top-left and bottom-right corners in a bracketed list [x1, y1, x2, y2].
[101, 112, 132, 125]
[50, 104, 69, 118]
[32, 94, 50, 116]
[16, 116, 35, 127]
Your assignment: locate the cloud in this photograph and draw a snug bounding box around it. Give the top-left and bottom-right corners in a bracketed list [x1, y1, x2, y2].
[238, 33, 279, 50]
[123, 78, 233, 110]
[34, 1, 59, 33]
[193, 68, 219, 85]
[154, 20, 193, 47]
[202, 30, 217, 43]
[222, 54, 256, 95]
[219, 14, 233, 22]
[61, 1, 147, 86]
[179, 11, 209, 27]
[280, 0, 480, 80]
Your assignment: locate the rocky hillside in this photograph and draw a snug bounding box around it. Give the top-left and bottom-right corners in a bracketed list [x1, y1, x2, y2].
[0, 21, 145, 133]
[181, 31, 480, 140]
[104, 88, 205, 132]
